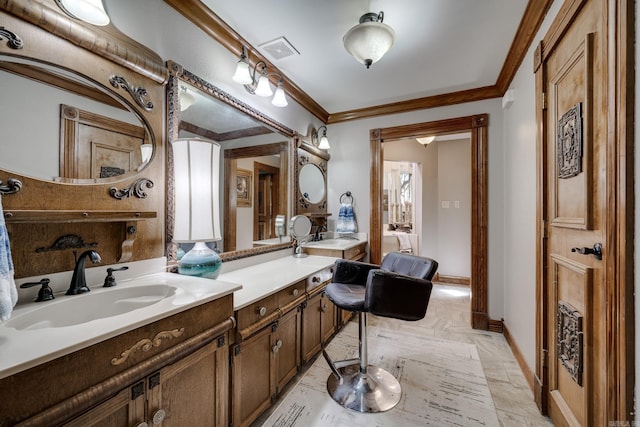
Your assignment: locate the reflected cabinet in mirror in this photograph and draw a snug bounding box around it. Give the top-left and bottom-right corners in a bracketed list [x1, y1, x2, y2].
[167, 61, 295, 261]
[0, 59, 154, 183]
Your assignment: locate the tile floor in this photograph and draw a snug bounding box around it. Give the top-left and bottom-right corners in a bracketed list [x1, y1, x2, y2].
[368, 283, 553, 426]
[256, 283, 553, 427]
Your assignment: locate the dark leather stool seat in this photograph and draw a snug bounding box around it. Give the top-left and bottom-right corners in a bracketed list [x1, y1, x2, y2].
[322, 252, 437, 413]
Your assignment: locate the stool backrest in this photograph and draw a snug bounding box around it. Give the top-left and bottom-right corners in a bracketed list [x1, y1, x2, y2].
[379, 252, 438, 280]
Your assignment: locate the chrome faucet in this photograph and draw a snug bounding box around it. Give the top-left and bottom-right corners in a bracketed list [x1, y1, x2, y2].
[66, 250, 101, 295]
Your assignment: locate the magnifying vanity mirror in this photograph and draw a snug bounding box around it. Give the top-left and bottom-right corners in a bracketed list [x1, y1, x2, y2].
[0, 57, 154, 183]
[167, 61, 296, 261]
[289, 214, 311, 258]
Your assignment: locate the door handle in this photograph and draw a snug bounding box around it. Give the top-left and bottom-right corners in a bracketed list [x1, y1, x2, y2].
[571, 243, 602, 260]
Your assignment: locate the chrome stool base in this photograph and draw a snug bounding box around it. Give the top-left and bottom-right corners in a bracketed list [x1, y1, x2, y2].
[326, 363, 401, 413]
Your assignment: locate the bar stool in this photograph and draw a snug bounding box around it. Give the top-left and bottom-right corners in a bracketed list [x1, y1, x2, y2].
[322, 252, 438, 413]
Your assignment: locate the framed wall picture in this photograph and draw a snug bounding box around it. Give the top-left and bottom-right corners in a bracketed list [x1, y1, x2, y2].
[236, 168, 252, 207]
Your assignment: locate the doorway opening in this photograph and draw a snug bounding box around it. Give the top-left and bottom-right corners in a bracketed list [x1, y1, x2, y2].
[370, 114, 492, 330]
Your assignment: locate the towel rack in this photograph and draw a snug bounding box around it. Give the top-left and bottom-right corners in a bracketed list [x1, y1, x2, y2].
[339, 191, 353, 204]
[0, 178, 22, 195]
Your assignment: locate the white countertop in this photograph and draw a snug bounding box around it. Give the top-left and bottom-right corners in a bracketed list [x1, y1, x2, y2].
[219, 255, 338, 310]
[0, 272, 241, 379]
[302, 238, 364, 251]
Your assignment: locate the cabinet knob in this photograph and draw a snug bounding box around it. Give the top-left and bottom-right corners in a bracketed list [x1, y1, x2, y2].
[152, 408, 166, 425]
[257, 306, 267, 316]
[321, 304, 328, 313]
[292, 288, 299, 297]
[312, 276, 320, 283]
[272, 339, 283, 354]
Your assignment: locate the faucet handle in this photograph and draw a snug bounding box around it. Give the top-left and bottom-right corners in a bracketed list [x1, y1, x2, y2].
[20, 278, 55, 302]
[103, 266, 129, 287]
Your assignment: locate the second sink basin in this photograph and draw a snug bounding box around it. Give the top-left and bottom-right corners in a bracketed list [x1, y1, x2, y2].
[5, 284, 177, 330]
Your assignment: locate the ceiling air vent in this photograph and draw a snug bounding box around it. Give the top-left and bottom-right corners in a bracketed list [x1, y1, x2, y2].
[259, 36, 300, 61]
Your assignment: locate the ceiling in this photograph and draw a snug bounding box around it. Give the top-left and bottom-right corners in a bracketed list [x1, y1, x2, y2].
[197, 0, 530, 116]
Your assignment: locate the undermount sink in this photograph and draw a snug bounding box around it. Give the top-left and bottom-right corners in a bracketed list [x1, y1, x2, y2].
[5, 284, 177, 331]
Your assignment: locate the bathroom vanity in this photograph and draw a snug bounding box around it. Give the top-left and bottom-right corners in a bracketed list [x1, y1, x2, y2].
[0, 273, 240, 426]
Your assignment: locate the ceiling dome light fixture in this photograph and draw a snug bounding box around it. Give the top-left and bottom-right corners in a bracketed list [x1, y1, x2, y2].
[232, 46, 288, 107]
[54, 0, 110, 26]
[343, 11, 395, 69]
[416, 136, 436, 146]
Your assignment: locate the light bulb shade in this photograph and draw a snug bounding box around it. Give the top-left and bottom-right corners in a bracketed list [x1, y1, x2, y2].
[254, 74, 273, 97]
[232, 60, 253, 85]
[172, 138, 222, 243]
[55, 0, 110, 26]
[179, 88, 196, 111]
[318, 135, 330, 150]
[272, 84, 288, 107]
[178, 241, 221, 279]
[140, 144, 153, 163]
[343, 21, 395, 68]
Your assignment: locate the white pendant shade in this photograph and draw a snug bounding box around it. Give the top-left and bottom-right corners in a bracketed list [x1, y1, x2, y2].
[140, 144, 153, 163]
[272, 83, 288, 107]
[343, 15, 395, 68]
[318, 135, 330, 150]
[172, 138, 221, 243]
[254, 74, 273, 97]
[232, 60, 253, 85]
[55, 0, 110, 26]
[179, 88, 196, 111]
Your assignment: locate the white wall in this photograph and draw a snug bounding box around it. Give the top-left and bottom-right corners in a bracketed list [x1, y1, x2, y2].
[326, 99, 505, 319]
[501, 0, 563, 371]
[437, 139, 471, 277]
[384, 139, 471, 278]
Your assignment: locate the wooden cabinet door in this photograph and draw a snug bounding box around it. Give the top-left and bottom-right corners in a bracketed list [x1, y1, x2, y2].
[231, 326, 275, 427]
[301, 293, 322, 363]
[149, 337, 229, 426]
[274, 308, 301, 392]
[320, 293, 337, 344]
[63, 386, 141, 427]
[65, 338, 229, 427]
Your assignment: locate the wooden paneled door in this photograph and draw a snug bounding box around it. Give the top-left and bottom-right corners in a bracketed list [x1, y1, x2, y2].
[535, 0, 633, 425]
[254, 162, 279, 241]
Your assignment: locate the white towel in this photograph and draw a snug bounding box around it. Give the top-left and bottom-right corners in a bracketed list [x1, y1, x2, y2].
[395, 233, 413, 253]
[0, 197, 17, 322]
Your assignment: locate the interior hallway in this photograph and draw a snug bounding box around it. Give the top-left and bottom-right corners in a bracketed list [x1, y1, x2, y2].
[256, 283, 553, 426]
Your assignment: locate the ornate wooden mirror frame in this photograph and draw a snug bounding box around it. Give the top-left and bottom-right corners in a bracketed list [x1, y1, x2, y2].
[166, 61, 296, 262]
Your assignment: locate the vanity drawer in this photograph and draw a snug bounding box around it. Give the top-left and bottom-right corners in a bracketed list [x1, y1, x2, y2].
[277, 280, 306, 307]
[344, 242, 367, 261]
[236, 294, 278, 330]
[306, 267, 334, 292]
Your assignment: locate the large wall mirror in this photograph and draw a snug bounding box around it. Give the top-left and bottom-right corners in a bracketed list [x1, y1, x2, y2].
[167, 61, 295, 261]
[0, 56, 155, 184]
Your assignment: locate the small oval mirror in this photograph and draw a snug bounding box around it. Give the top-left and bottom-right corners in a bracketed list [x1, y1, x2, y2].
[290, 215, 311, 239]
[299, 163, 325, 204]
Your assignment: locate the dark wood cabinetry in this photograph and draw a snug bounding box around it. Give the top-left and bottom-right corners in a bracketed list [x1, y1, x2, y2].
[1, 296, 234, 427]
[65, 338, 229, 426]
[301, 289, 336, 364]
[231, 306, 301, 427]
